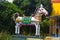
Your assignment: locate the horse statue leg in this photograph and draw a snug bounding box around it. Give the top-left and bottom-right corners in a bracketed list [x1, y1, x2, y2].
[15, 22, 20, 35]
[35, 22, 40, 37]
[31, 22, 40, 37]
[13, 12, 21, 35]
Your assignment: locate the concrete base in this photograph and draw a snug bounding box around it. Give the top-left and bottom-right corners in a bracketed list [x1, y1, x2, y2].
[10, 35, 40, 40]
[51, 34, 60, 37]
[11, 35, 39, 38]
[27, 38, 42, 40]
[44, 36, 60, 40]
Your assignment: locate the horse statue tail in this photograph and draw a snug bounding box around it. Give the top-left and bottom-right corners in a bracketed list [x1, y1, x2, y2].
[13, 12, 20, 23]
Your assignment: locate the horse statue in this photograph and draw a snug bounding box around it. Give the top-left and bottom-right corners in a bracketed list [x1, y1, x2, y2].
[13, 13, 40, 36]
[13, 4, 48, 37]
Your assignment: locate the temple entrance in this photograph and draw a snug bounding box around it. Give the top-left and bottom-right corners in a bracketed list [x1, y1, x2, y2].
[50, 16, 60, 37]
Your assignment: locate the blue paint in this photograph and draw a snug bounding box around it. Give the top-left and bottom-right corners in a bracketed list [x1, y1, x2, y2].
[22, 37, 25, 40]
[50, 25, 52, 36]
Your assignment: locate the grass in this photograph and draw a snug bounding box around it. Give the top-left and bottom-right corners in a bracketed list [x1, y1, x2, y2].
[0, 31, 42, 40]
[0, 32, 11, 40]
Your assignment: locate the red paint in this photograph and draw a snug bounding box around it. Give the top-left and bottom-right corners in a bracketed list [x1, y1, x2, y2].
[51, 0, 60, 3]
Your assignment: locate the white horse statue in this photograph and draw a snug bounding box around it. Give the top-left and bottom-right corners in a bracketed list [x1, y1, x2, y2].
[13, 4, 48, 37]
[13, 13, 40, 36]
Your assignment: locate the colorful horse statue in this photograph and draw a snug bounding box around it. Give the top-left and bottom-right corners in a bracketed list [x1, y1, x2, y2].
[13, 4, 48, 37]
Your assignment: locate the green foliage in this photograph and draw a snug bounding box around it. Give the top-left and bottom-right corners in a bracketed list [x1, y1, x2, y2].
[0, 32, 10, 40]
[13, 0, 41, 15]
[13, 0, 52, 16]
[41, 19, 50, 27]
[41, 19, 50, 35]
[0, 2, 23, 34]
[21, 0, 30, 7]
[0, 2, 23, 14]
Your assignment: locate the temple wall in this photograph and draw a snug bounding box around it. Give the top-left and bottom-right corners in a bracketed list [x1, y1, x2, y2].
[50, 0, 60, 36]
[50, 19, 56, 35]
[58, 29, 60, 34]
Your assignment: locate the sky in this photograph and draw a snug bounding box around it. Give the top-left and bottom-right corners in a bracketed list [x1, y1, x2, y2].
[6, 0, 13, 3]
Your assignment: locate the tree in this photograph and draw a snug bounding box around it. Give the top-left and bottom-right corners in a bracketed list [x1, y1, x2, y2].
[13, 0, 41, 15]
[0, 1, 23, 34]
[13, 0, 52, 16]
[41, 19, 50, 34]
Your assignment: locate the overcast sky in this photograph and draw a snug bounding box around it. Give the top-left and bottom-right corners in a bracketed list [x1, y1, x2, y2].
[6, 0, 13, 3]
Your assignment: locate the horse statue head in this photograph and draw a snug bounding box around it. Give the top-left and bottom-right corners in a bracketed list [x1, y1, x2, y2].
[35, 4, 48, 16]
[34, 4, 48, 21]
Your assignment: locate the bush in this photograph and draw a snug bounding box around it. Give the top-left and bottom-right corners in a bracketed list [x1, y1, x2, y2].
[0, 2, 23, 34]
[0, 32, 10, 40]
[40, 19, 50, 36]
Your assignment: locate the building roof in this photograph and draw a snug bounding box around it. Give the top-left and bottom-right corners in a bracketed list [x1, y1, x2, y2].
[51, 0, 60, 3]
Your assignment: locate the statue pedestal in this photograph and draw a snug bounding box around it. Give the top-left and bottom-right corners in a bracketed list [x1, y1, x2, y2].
[10, 35, 40, 40]
[10, 35, 26, 40]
